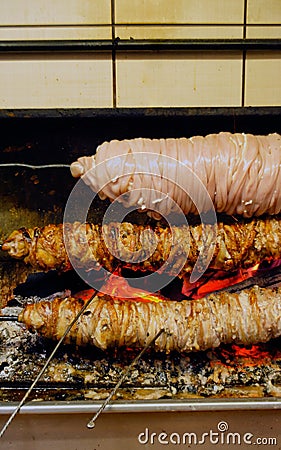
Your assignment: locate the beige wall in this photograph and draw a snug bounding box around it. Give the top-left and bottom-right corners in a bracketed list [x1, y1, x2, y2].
[0, 0, 280, 108]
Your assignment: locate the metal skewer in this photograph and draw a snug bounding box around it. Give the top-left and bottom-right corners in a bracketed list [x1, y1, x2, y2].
[0, 163, 70, 169]
[0, 288, 98, 439]
[87, 327, 166, 429]
[0, 316, 18, 321]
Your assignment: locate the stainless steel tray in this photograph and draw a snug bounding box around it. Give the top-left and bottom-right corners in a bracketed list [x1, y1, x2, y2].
[1, 398, 281, 450]
[1, 397, 281, 414]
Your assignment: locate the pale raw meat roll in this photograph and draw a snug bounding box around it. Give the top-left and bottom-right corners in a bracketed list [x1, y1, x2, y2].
[70, 132, 281, 218]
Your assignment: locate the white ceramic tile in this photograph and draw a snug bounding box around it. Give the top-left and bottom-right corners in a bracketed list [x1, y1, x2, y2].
[0, 26, 111, 40]
[0, 54, 113, 108]
[246, 26, 281, 38]
[116, 25, 243, 39]
[247, 0, 281, 24]
[0, 0, 111, 25]
[116, 0, 244, 24]
[245, 52, 281, 106]
[116, 52, 242, 107]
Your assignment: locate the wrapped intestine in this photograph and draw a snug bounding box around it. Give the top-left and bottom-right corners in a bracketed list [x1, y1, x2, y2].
[70, 132, 281, 218]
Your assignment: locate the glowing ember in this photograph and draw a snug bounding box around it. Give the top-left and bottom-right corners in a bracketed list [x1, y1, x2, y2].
[74, 259, 281, 303]
[73, 289, 97, 301]
[231, 344, 272, 359]
[217, 344, 275, 367]
[101, 275, 165, 303]
[74, 275, 164, 304]
[182, 260, 281, 299]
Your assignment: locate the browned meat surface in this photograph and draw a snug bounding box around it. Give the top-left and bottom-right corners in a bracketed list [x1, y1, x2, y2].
[18, 286, 281, 352]
[2, 218, 281, 274]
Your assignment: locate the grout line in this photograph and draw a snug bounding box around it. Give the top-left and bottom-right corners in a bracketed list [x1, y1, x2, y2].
[110, 22, 280, 28]
[111, 0, 117, 108]
[0, 23, 111, 28]
[0, 23, 278, 28]
[0, 23, 279, 29]
[241, 0, 248, 107]
[241, 52, 246, 107]
[243, 0, 248, 39]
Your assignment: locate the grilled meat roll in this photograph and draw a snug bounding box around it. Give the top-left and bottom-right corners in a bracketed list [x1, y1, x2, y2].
[18, 286, 281, 352]
[2, 218, 281, 274]
[70, 133, 281, 218]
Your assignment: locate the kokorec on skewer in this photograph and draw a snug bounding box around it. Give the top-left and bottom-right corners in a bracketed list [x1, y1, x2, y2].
[2, 218, 281, 274]
[18, 285, 281, 353]
[70, 132, 281, 218]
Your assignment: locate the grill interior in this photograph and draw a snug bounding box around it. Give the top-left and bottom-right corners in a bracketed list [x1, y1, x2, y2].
[1, 107, 281, 403]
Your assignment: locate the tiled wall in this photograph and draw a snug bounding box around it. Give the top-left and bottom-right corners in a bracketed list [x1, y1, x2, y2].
[0, 0, 280, 108]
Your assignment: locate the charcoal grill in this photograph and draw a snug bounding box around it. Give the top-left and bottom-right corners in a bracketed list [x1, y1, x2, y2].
[1, 107, 281, 449]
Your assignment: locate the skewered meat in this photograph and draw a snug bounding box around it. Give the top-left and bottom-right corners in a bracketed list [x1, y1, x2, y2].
[18, 285, 281, 352]
[70, 133, 281, 218]
[2, 218, 281, 274]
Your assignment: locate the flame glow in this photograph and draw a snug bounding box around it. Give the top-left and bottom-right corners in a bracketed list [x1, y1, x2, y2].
[74, 274, 164, 304]
[183, 263, 262, 299]
[74, 259, 281, 303]
[217, 344, 275, 367]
